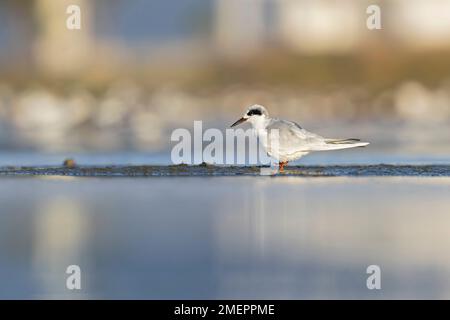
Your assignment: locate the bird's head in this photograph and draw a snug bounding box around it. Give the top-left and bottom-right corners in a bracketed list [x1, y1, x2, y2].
[230, 104, 269, 128]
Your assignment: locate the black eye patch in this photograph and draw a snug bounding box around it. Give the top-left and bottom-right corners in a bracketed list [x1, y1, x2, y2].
[247, 109, 262, 116]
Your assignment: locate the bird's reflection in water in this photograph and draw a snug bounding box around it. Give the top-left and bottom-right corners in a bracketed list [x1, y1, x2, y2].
[213, 178, 312, 298]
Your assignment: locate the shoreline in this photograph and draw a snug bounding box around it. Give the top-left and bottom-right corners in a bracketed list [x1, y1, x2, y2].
[0, 164, 449, 177]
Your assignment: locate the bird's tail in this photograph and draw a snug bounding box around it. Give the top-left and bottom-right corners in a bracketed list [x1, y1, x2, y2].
[324, 138, 369, 150]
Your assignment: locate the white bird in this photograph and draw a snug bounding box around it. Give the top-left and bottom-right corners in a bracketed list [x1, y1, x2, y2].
[231, 104, 369, 171]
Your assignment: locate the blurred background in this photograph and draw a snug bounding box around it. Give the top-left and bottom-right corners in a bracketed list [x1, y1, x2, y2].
[1, 1, 450, 300]
[0, 0, 450, 164]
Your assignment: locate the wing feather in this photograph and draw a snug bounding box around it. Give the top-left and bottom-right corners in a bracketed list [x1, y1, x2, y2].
[265, 119, 326, 154]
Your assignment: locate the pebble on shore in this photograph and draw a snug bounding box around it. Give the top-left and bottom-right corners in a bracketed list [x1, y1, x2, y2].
[63, 158, 76, 168]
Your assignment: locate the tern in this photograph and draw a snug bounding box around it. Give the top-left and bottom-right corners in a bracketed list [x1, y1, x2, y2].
[231, 104, 369, 171]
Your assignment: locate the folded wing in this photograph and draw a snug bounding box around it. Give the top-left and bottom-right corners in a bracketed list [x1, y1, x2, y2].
[266, 119, 369, 153]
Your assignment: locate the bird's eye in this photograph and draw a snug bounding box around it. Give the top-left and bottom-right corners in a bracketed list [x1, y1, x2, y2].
[247, 109, 262, 116]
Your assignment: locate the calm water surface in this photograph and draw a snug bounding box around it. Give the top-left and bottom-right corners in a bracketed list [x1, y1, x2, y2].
[0, 176, 449, 299]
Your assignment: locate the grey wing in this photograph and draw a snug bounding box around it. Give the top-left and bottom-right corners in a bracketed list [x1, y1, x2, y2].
[266, 119, 326, 153]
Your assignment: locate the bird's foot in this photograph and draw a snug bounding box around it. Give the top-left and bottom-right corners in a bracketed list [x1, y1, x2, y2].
[278, 161, 288, 172]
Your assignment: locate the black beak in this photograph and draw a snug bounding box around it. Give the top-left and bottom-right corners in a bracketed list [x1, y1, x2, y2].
[230, 117, 247, 127]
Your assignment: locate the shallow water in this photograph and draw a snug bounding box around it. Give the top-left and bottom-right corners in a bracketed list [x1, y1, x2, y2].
[0, 176, 450, 299]
[1, 164, 449, 177]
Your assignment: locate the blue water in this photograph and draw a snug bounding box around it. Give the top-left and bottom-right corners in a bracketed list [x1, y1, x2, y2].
[0, 177, 449, 299]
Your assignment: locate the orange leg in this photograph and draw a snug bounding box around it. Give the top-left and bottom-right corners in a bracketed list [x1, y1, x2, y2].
[278, 161, 288, 172]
